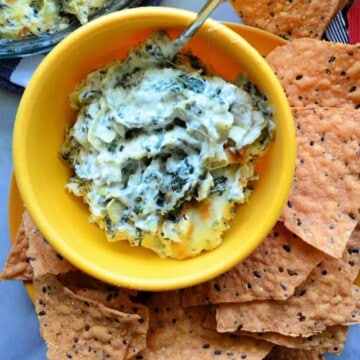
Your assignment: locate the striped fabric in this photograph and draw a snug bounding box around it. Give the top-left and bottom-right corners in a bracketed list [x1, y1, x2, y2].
[0, 58, 23, 92]
[325, 11, 349, 43]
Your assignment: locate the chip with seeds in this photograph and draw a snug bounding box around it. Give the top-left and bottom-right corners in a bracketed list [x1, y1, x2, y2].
[230, 0, 344, 40]
[33, 273, 148, 360]
[216, 258, 355, 337]
[265, 346, 325, 360]
[280, 107, 360, 258]
[138, 290, 273, 359]
[240, 326, 348, 355]
[266, 39, 360, 109]
[343, 224, 360, 281]
[344, 286, 360, 325]
[0, 219, 33, 281]
[57, 271, 149, 358]
[58, 271, 138, 306]
[203, 311, 348, 354]
[23, 211, 76, 277]
[182, 222, 323, 306]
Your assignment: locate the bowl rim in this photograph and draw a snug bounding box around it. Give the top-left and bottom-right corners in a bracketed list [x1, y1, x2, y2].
[13, 8, 296, 291]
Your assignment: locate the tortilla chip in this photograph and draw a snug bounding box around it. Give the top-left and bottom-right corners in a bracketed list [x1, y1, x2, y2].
[243, 326, 347, 355]
[33, 273, 147, 360]
[216, 257, 354, 337]
[23, 211, 76, 277]
[57, 271, 149, 358]
[58, 270, 138, 304]
[266, 39, 360, 109]
[265, 346, 325, 360]
[280, 107, 360, 258]
[344, 286, 360, 325]
[138, 290, 273, 359]
[203, 310, 347, 354]
[343, 224, 360, 281]
[230, 0, 343, 40]
[0, 220, 33, 281]
[182, 222, 323, 306]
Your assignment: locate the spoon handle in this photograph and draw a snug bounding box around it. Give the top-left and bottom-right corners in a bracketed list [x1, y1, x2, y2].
[171, 0, 226, 55]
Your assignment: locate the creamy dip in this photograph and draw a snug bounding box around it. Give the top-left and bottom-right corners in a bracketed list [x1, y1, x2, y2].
[61, 32, 274, 259]
[0, 0, 109, 39]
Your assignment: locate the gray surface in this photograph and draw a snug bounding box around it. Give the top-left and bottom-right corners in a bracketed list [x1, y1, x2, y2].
[0, 90, 46, 358]
[0, 1, 358, 359]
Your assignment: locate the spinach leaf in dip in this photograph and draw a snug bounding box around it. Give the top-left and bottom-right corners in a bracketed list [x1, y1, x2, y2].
[61, 32, 275, 259]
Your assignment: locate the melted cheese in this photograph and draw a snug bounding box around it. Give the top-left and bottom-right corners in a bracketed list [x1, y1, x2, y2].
[61, 32, 274, 259]
[0, 0, 109, 39]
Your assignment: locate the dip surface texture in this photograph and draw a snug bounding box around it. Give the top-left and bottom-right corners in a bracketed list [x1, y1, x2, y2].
[61, 32, 274, 259]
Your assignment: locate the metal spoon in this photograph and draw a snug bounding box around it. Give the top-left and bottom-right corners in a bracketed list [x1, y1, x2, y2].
[167, 0, 226, 58]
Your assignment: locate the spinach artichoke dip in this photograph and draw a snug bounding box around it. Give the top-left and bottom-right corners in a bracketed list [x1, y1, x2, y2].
[61, 32, 275, 259]
[0, 0, 110, 39]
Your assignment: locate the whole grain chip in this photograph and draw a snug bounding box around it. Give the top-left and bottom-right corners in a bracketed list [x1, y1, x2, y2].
[344, 286, 360, 325]
[343, 224, 360, 281]
[240, 326, 348, 355]
[57, 271, 149, 358]
[265, 39, 360, 109]
[216, 257, 354, 337]
[138, 290, 273, 359]
[203, 310, 348, 354]
[265, 346, 325, 360]
[280, 107, 360, 258]
[182, 222, 323, 306]
[58, 271, 139, 310]
[23, 211, 76, 277]
[230, 0, 343, 40]
[33, 273, 148, 360]
[0, 219, 33, 281]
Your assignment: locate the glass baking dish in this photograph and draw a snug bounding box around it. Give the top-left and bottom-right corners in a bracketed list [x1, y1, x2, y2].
[0, 0, 134, 58]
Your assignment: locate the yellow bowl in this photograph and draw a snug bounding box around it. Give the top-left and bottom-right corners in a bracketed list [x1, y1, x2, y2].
[13, 7, 296, 291]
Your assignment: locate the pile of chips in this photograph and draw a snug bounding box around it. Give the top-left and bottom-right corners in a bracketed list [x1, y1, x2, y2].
[1, 35, 360, 360]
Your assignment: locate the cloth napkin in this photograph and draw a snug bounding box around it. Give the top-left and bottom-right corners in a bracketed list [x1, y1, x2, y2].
[0, 0, 356, 93]
[0, 0, 160, 93]
[347, 0, 360, 44]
